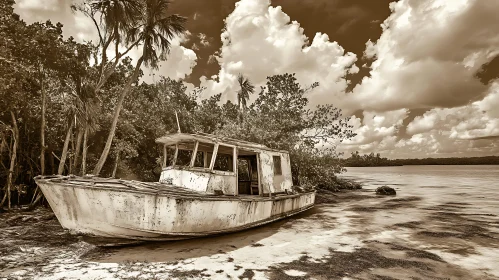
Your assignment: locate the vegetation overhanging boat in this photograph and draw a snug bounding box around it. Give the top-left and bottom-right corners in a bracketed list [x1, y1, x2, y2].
[34, 132, 316, 246]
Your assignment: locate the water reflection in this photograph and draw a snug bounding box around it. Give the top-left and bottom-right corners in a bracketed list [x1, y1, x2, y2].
[342, 165, 499, 216]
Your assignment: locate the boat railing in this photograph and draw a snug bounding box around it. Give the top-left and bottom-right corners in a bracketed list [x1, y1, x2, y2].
[161, 165, 235, 176]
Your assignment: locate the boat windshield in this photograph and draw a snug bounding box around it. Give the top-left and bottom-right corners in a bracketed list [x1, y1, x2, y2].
[161, 141, 235, 172]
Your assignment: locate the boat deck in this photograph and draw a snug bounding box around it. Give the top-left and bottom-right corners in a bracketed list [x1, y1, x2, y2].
[35, 175, 313, 201]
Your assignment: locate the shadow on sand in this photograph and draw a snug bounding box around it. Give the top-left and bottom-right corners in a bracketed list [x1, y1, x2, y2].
[83, 206, 324, 263]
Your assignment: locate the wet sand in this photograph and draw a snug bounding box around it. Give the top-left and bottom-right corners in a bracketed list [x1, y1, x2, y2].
[1, 185, 498, 279]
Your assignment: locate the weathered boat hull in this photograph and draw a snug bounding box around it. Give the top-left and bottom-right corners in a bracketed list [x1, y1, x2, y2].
[34, 176, 315, 245]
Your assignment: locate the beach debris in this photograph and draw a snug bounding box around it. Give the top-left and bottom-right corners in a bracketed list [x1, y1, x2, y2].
[284, 269, 308, 277]
[376, 186, 396, 196]
[5, 212, 56, 226]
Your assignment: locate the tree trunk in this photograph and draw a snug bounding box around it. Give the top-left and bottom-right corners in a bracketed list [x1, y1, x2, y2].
[58, 120, 74, 175]
[81, 124, 89, 175]
[1, 112, 19, 209]
[30, 192, 43, 209]
[0, 134, 11, 206]
[30, 187, 38, 204]
[40, 79, 46, 175]
[0, 137, 14, 208]
[73, 128, 83, 173]
[0, 192, 6, 208]
[112, 151, 120, 178]
[50, 149, 55, 174]
[0, 134, 5, 155]
[93, 56, 144, 175]
[69, 123, 75, 174]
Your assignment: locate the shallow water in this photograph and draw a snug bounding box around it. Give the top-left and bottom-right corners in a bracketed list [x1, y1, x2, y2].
[343, 165, 499, 216]
[342, 165, 499, 278]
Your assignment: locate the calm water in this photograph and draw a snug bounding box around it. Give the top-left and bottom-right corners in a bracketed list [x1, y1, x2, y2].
[342, 165, 499, 215]
[340, 165, 499, 278]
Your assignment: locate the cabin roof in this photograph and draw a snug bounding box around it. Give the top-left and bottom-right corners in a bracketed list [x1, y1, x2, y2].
[155, 132, 287, 153]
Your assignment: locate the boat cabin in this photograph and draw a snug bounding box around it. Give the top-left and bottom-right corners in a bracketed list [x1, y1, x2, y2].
[155, 133, 293, 196]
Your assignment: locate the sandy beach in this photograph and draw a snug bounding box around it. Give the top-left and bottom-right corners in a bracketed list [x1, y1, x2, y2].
[1, 168, 498, 280]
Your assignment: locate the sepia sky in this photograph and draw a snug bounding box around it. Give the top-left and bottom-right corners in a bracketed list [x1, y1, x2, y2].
[14, 0, 499, 158]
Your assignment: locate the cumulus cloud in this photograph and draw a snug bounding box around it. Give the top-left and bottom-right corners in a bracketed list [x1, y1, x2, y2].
[198, 33, 211, 47]
[350, 0, 499, 111]
[393, 131, 499, 158]
[340, 109, 408, 153]
[343, 82, 499, 158]
[199, 0, 357, 105]
[15, 0, 97, 42]
[16, 0, 60, 12]
[407, 82, 499, 140]
[142, 39, 198, 83]
[337, 0, 499, 158]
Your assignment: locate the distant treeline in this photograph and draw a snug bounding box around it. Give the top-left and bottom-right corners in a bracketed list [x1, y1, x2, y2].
[343, 151, 499, 167]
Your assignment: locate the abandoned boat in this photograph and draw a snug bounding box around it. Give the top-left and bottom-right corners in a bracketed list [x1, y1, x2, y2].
[34, 133, 315, 245]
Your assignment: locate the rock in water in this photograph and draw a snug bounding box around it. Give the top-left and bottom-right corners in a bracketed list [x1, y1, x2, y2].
[376, 186, 396, 195]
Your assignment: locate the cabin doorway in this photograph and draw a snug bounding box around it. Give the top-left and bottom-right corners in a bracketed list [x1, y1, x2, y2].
[237, 153, 259, 195]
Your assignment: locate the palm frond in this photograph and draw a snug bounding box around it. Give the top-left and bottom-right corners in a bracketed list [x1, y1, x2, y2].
[94, 0, 187, 69]
[91, 0, 142, 36]
[236, 73, 255, 109]
[137, 0, 187, 69]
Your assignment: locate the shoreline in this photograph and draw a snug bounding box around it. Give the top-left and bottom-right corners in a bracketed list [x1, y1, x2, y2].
[344, 164, 499, 168]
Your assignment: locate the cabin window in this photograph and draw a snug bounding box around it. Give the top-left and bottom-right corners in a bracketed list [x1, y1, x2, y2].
[197, 142, 215, 168]
[192, 151, 204, 167]
[273, 155, 282, 175]
[163, 146, 176, 167]
[177, 150, 193, 166]
[213, 145, 234, 172]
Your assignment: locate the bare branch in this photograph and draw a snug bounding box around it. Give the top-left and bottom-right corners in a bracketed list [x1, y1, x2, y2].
[109, 38, 141, 63]
[90, 12, 104, 46]
[72, 3, 104, 46]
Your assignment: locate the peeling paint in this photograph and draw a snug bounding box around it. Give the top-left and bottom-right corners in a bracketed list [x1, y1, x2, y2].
[36, 178, 315, 241]
[160, 169, 210, 192]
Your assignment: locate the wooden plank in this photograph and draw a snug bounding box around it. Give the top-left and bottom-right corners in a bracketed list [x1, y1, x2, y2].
[233, 146, 238, 196]
[163, 144, 167, 168]
[257, 153, 262, 196]
[190, 141, 199, 167]
[203, 151, 208, 168]
[209, 143, 219, 170]
[155, 132, 289, 154]
[172, 144, 179, 166]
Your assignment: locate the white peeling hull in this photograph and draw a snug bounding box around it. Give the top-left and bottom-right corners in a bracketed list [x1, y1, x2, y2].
[35, 176, 315, 245]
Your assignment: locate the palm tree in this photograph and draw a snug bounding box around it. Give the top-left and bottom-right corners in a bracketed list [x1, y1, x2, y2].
[90, 0, 141, 66]
[237, 73, 254, 110]
[92, 0, 187, 175]
[78, 85, 100, 175]
[91, 0, 141, 35]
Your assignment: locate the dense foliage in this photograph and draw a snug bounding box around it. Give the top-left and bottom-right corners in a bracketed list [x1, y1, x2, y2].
[0, 1, 355, 209]
[343, 152, 400, 167]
